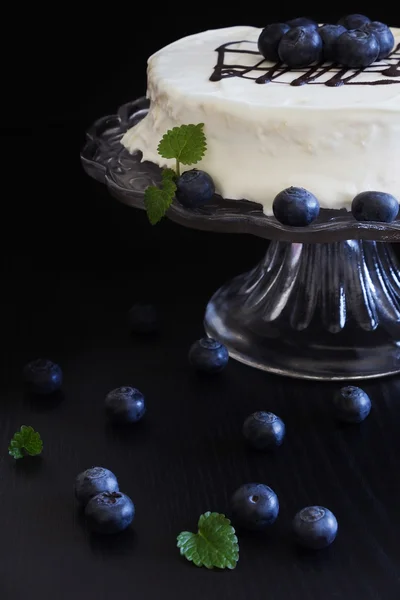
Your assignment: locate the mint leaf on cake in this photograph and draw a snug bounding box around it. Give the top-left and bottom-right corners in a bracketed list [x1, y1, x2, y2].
[157, 123, 207, 175]
[143, 123, 214, 224]
[177, 511, 239, 569]
[8, 425, 43, 459]
[160, 167, 177, 194]
[144, 168, 177, 224]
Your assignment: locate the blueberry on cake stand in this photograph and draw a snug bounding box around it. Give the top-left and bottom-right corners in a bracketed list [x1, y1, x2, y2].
[81, 97, 400, 381]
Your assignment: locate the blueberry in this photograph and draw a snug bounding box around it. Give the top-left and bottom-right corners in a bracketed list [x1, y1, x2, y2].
[85, 491, 135, 534]
[23, 358, 62, 395]
[333, 386, 371, 423]
[273, 186, 320, 227]
[231, 483, 279, 531]
[105, 386, 146, 423]
[75, 467, 119, 506]
[243, 411, 285, 450]
[188, 337, 229, 373]
[351, 191, 399, 223]
[286, 17, 318, 30]
[128, 302, 158, 334]
[278, 27, 323, 67]
[337, 14, 371, 30]
[335, 30, 379, 68]
[319, 24, 347, 61]
[176, 169, 215, 208]
[258, 23, 291, 61]
[360, 21, 395, 59]
[293, 506, 338, 549]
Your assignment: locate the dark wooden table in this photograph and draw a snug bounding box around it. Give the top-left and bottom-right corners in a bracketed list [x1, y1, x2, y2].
[1, 128, 399, 599]
[4, 8, 400, 598]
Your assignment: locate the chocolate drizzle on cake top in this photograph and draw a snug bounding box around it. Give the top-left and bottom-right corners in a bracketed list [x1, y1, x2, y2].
[209, 41, 400, 86]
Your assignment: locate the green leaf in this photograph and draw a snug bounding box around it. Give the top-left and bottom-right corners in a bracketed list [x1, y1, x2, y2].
[177, 512, 239, 570]
[161, 168, 177, 194]
[8, 442, 24, 460]
[8, 425, 43, 459]
[144, 124, 208, 224]
[157, 123, 207, 166]
[144, 168, 177, 225]
[144, 187, 171, 225]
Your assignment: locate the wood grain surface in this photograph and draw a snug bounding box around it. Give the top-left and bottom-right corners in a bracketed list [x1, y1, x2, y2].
[4, 6, 400, 597]
[1, 162, 400, 598]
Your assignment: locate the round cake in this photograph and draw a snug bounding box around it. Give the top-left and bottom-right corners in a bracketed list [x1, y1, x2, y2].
[121, 25, 400, 214]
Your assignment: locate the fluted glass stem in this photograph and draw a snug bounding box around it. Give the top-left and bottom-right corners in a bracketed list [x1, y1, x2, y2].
[204, 240, 400, 380]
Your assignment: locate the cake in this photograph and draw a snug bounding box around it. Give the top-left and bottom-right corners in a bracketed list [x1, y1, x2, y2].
[121, 24, 400, 215]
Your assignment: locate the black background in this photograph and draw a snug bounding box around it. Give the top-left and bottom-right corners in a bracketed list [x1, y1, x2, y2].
[1, 5, 400, 599]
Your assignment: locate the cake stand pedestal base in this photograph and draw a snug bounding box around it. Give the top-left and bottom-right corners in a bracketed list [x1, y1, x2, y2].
[204, 240, 400, 380]
[80, 98, 400, 380]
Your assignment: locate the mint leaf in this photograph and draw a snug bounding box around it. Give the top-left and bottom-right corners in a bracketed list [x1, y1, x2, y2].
[144, 167, 177, 225]
[157, 123, 206, 166]
[8, 425, 43, 459]
[161, 168, 177, 194]
[144, 124, 207, 223]
[177, 512, 239, 569]
[144, 187, 172, 225]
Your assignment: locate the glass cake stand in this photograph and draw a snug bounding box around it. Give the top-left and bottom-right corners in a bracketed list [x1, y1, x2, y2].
[81, 97, 400, 381]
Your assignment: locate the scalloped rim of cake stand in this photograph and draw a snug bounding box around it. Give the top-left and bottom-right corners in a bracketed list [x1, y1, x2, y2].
[80, 97, 400, 243]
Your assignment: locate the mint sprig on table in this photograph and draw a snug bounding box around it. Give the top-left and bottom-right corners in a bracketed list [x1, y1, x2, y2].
[8, 425, 43, 459]
[177, 511, 239, 569]
[144, 123, 207, 225]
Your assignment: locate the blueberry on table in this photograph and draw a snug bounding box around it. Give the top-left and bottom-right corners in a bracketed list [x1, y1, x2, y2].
[75, 467, 119, 506]
[176, 169, 215, 208]
[85, 491, 135, 534]
[319, 24, 347, 61]
[23, 358, 62, 394]
[188, 337, 229, 373]
[360, 21, 395, 59]
[293, 506, 338, 549]
[258, 23, 291, 61]
[128, 302, 158, 334]
[351, 191, 399, 223]
[335, 30, 379, 68]
[333, 386, 371, 423]
[278, 27, 323, 68]
[286, 17, 318, 30]
[337, 14, 371, 30]
[105, 386, 146, 423]
[273, 186, 320, 227]
[231, 483, 279, 531]
[243, 411, 285, 450]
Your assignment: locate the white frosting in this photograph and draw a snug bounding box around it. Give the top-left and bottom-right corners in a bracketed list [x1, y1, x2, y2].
[121, 26, 400, 213]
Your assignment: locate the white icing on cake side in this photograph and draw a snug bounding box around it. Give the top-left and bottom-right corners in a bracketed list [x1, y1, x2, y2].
[121, 26, 400, 213]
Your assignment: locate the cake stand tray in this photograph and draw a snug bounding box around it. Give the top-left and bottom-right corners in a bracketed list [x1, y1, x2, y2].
[81, 98, 400, 380]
